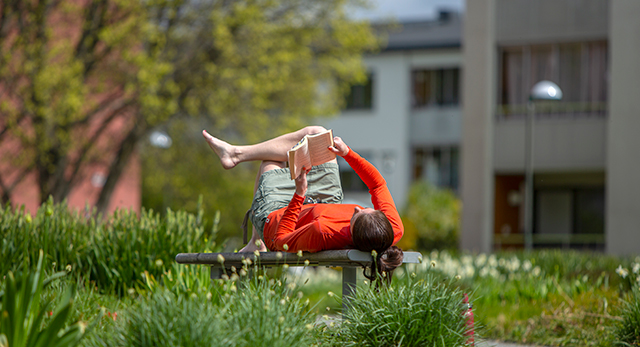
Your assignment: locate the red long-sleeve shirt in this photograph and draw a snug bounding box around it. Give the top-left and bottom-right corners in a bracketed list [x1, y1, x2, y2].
[262, 149, 403, 252]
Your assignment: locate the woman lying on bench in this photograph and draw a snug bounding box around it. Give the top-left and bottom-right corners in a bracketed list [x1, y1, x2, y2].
[203, 126, 404, 282]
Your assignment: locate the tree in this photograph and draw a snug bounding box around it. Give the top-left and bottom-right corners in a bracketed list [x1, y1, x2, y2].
[0, 0, 379, 215]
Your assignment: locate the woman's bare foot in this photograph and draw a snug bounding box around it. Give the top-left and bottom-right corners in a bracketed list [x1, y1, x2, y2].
[238, 239, 268, 253]
[202, 130, 239, 169]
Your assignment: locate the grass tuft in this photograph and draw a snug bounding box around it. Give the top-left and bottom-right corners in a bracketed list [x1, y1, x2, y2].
[331, 275, 474, 346]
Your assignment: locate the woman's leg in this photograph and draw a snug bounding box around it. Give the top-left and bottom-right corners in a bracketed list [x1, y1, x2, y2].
[238, 160, 286, 253]
[203, 126, 328, 169]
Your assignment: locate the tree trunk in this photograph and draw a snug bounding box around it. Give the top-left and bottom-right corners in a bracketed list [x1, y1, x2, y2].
[94, 120, 145, 216]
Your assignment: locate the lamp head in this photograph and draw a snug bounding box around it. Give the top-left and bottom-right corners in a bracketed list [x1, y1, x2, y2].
[529, 80, 563, 101]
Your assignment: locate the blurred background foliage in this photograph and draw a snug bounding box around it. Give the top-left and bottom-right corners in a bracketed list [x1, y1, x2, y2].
[0, 0, 380, 216]
[398, 181, 461, 252]
[140, 117, 256, 244]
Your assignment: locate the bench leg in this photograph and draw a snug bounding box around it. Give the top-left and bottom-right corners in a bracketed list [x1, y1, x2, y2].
[210, 266, 224, 279]
[341, 267, 357, 314]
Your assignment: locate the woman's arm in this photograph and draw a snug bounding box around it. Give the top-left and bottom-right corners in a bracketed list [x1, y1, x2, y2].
[336, 141, 404, 245]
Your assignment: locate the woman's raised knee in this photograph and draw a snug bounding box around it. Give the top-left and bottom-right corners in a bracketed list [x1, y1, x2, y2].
[302, 125, 327, 136]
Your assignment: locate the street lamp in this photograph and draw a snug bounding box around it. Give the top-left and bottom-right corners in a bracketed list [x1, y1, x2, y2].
[524, 81, 563, 251]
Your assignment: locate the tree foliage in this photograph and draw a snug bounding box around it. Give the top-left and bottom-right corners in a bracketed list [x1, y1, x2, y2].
[140, 118, 256, 242]
[0, 0, 379, 215]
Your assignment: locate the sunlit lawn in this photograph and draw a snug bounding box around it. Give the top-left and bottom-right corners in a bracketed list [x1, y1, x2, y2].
[2, 202, 639, 346]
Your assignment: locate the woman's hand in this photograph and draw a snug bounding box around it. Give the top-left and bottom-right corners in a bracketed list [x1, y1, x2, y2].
[295, 168, 310, 196]
[328, 136, 349, 157]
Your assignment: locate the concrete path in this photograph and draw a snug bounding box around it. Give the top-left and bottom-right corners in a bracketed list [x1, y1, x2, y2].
[480, 341, 550, 347]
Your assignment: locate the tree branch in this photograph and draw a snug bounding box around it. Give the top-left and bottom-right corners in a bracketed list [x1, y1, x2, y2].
[64, 90, 126, 128]
[63, 98, 135, 197]
[75, 0, 108, 77]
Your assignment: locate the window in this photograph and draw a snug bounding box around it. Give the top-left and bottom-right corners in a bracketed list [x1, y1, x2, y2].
[412, 146, 459, 191]
[533, 187, 605, 250]
[574, 188, 605, 235]
[344, 73, 373, 110]
[412, 68, 460, 108]
[500, 41, 608, 117]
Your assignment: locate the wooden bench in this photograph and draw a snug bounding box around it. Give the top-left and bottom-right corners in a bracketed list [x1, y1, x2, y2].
[175, 249, 423, 310]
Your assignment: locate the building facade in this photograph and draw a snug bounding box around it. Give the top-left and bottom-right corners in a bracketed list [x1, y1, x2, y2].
[461, 0, 640, 255]
[320, 12, 463, 211]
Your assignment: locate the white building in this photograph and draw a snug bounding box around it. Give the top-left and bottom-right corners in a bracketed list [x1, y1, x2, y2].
[321, 11, 463, 210]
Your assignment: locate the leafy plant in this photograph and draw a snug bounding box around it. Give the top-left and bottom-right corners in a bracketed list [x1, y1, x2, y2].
[0, 250, 85, 347]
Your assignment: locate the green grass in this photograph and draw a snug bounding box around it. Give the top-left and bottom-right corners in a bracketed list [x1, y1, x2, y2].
[0, 197, 218, 295]
[400, 249, 640, 346]
[3, 201, 640, 346]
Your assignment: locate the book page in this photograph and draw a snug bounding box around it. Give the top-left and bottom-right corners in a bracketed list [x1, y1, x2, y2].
[307, 129, 336, 166]
[291, 144, 312, 179]
[288, 137, 312, 179]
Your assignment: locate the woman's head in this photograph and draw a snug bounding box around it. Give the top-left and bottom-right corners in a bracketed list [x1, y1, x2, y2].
[350, 208, 403, 285]
[350, 208, 394, 253]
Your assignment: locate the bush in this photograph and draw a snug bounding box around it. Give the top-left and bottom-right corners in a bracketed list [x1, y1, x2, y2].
[332, 275, 474, 346]
[400, 182, 460, 251]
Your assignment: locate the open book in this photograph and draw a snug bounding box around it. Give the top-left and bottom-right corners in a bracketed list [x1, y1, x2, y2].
[288, 129, 336, 179]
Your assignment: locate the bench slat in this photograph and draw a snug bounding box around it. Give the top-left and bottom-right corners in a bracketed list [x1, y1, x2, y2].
[175, 249, 422, 267]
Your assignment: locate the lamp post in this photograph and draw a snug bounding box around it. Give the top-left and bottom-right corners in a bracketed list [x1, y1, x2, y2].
[524, 81, 563, 251]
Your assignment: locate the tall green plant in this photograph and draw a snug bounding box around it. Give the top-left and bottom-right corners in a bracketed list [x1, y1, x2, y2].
[105, 263, 317, 347]
[0, 197, 219, 295]
[222, 275, 317, 347]
[614, 286, 640, 346]
[116, 290, 228, 347]
[331, 275, 474, 347]
[0, 250, 85, 347]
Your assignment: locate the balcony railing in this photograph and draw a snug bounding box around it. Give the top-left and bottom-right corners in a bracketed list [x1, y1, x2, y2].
[494, 233, 605, 250]
[496, 102, 607, 120]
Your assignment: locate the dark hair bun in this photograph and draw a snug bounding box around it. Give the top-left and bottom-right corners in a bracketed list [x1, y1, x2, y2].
[364, 245, 404, 286]
[380, 246, 403, 275]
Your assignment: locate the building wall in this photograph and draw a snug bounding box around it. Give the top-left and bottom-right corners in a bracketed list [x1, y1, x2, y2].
[5, 153, 141, 216]
[496, 0, 609, 44]
[493, 118, 606, 172]
[606, 0, 640, 255]
[460, 0, 496, 253]
[461, 0, 640, 255]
